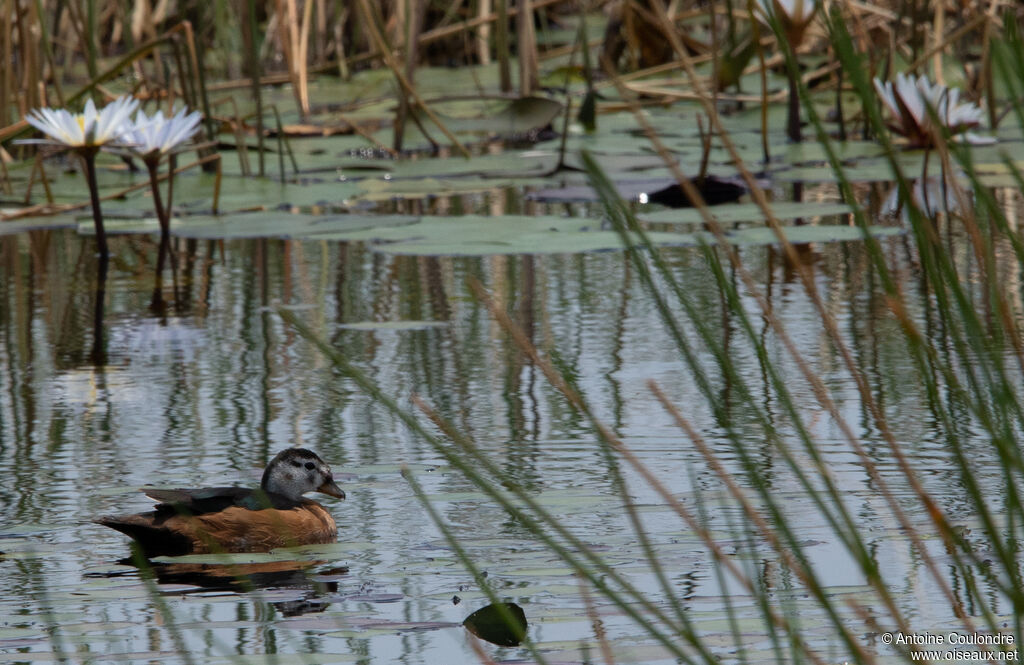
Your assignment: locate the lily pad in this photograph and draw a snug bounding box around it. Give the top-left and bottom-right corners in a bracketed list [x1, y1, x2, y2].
[463, 601, 528, 646]
[338, 320, 449, 331]
[639, 201, 854, 224]
[311, 214, 902, 255]
[357, 176, 520, 201]
[0, 213, 78, 234]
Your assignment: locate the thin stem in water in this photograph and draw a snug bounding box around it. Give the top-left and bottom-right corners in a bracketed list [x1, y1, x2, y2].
[80, 146, 108, 260]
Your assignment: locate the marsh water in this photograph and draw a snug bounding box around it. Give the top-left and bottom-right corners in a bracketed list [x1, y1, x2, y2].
[0, 78, 1021, 662]
[0, 191, 1018, 664]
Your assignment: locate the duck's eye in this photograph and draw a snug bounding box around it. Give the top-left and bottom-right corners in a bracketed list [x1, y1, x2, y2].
[291, 460, 303, 468]
[305, 462, 316, 470]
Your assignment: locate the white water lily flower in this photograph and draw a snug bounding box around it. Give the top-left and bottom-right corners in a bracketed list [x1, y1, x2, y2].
[23, 96, 139, 148]
[757, 0, 819, 45]
[119, 106, 202, 158]
[873, 73, 994, 148]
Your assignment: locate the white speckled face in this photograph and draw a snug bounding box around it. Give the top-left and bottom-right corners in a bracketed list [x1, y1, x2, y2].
[262, 449, 345, 501]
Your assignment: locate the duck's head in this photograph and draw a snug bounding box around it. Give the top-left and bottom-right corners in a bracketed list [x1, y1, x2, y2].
[261, 448, 346, 502]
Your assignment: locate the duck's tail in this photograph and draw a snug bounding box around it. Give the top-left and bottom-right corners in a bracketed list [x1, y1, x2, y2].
[95, 514, 194, 557]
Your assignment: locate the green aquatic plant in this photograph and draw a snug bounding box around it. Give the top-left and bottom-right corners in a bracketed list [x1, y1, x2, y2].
[116, 105, 203, 306]
[118, 106, 203, 231]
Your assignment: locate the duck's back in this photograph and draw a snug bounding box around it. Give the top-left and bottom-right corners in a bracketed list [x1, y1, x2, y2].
[96, 487, 338, 557]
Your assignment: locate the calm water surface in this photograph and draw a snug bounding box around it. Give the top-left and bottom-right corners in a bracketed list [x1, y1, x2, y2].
[0, 219, 1016, 663]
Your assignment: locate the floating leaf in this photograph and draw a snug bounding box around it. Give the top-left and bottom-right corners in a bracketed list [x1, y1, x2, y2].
[357, 176, 520, 201]
[463, 602, 528, 646]
[311, 214, 901, 255]
[639, 201, 854, 224]
[338, 320, 449, 331]
[721, 224, 903, 245]
[0, 213, 78, 235]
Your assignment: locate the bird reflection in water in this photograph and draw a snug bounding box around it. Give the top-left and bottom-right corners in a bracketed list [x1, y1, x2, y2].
[96, 558, 349, 617]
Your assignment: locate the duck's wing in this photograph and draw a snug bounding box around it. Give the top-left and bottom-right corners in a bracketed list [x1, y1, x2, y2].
[144, 487, 302, 514]
[145, 487, 259, 515]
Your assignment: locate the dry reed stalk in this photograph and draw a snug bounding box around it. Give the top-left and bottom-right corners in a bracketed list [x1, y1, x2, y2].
[275, 0, 310, 116]
[516, 0, 538, 95]
[477, 0, 492, 64]
[14, 0, 40, 113]
[0, 118, 28, 144]
[495, 0, 512, 91]
[298, 0, 315, 111]
[22, 153, 54, 204]
[0, 149, 10, 196]
[327, 0, 565, 75]
[170, 22, 208, 120]
[394, 0, 427, 152]
[905, 12, 992, 73]
[314, 0, 327, 65]
[353, 0, 470, 157]
[1, 0, 10, 128]
[932, 0, 945, 83]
